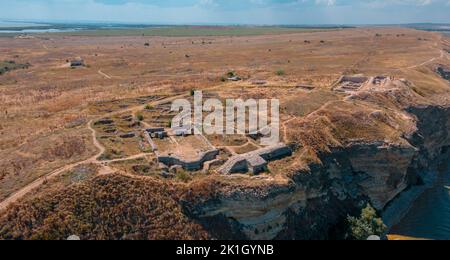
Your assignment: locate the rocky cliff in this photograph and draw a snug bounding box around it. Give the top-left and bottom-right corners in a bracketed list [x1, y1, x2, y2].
[182, 81, 450, 240]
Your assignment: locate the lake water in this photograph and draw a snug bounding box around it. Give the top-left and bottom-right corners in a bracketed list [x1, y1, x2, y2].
[0, 28, 79, 33]
[390, 162, 450, 240]
[0, 21, 80, 33]
[0, 21, 48, 28]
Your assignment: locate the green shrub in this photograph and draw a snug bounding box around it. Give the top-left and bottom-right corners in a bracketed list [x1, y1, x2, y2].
[226, 71, 236, 78]
[347, 204, 387, 240]
[176, 170, 192, 183]
[276, 69, 286, 76]
[136, 114, 144, 121]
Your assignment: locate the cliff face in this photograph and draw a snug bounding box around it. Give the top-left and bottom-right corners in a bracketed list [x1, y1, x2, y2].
[182, 103, 450, 240]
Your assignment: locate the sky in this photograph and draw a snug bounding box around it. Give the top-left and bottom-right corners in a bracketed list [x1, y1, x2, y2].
[1, 0, 450, 25]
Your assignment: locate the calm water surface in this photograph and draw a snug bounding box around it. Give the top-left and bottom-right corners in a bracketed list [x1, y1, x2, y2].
[391, 162, 450, 240]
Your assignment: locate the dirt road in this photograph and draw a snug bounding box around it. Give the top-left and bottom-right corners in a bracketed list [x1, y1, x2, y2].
[0, 83, 226, 212]
[0, 119, 103, 212]
[407, 50, 446, 69]
[98, 70, 112, 79]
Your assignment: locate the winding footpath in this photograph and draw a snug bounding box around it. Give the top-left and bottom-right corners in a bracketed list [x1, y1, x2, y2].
[98, 70, 112, 79]
[407, 50, 447, 70]
[0, 119, 105, 212]
[0, 85, 224, 212]
[0, 102, 166, 211]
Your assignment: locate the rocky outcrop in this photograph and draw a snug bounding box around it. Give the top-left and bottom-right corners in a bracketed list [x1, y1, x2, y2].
[346, 141, 417, 210]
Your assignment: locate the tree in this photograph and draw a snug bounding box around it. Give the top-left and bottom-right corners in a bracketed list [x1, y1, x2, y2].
[347, 204, 387, 240]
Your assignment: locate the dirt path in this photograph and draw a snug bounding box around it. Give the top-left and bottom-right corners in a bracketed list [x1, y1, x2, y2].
[282, 116, 298, 142]
[0, 83, 227, 212]
[0, 110, 155, 211]
[103, 153, 152, 164]
[0, 119, 106, 212]
[98, 70, 112, 79]
[0, 118, 147, 211]
[407, 50, 446, 69]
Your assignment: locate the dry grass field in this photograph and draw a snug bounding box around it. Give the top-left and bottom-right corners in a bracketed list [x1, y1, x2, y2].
[0, 27, 449, 239]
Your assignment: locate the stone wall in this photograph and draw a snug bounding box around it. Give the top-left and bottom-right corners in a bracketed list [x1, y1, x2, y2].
[158, 149, 219, 171]
[219, 143, 292, 174]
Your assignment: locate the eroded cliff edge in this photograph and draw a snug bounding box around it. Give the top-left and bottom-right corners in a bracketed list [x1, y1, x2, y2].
[181, 80, 450, 240]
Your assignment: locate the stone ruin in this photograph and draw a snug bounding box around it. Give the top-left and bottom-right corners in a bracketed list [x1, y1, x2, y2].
[333, 75, 369, 93]
[436, 65, 450, 82]
[144, 127, 219, 171]
[218, 143, 292, 175]
[157, 149, 219, 171]
[70, 59, 85, 67]
[146, 127, 167, 139]
[333, 75, 397, 94]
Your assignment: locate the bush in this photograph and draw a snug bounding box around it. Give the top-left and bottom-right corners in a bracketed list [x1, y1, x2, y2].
[276, 69, 286, 76]
[136, 114, 144, 121]
[347, 204, 387, 240]
[176, 170, 192, 183]
[144, 104, 153, 110]
[226, 71, 236, 78]
[190, 89, 195, 96]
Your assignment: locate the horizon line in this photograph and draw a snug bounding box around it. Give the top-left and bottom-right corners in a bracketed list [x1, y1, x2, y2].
[1, 18, 449, 27]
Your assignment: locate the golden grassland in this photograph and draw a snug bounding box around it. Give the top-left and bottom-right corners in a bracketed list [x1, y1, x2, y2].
[0, 27, 449, 239]
[0, 174, 209, 240]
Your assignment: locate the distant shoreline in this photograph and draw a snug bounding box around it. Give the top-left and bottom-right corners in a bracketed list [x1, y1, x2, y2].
[0, 23, 348, 37]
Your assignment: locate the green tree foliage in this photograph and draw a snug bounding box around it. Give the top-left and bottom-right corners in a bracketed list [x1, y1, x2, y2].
[347, 204, 387, 240]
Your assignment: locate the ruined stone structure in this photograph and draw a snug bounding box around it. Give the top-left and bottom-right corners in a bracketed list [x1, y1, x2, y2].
[144, 127, 219, 171]
[218, 143, 292, 175]
[333, 75, 369, 93]
[172, 126, 193, 136]
[437, 66, 450, 82]
[146, 128, 168, 139]
[158, 149, 220, 171]
[70, 59, 85, 67]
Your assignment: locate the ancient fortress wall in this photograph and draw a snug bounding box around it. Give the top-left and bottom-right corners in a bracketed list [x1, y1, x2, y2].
[158, 149, 220, 171]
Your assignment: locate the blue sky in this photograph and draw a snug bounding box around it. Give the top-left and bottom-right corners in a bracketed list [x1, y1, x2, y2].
[1, 0, 450, 25]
